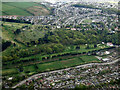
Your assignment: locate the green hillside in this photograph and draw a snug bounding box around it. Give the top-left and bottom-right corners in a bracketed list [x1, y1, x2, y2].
[2, 21, 117, 88]
[2, 2, 51, 16]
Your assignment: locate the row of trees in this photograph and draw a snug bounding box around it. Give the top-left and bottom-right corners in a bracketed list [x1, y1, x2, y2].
[2, 43, 65, 62]
[2, 39, 12, 51]
[25, 29, 119, 46]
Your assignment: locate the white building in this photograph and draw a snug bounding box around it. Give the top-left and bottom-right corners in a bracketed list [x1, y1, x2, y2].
[104, 51, 110, 55]
[102, 58, 109, 62]
[107, 42, 113, 47]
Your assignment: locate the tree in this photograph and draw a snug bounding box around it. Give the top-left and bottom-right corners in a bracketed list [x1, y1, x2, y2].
[46, 47, 53, 54]
[76, 45, 80, 49]
[94, 44, 97, 48]
[86, 45, 90, 49]
[75, 84, 88, 90]
[14, 29, 21, 34]
[74, 39, 86, 45]
[48, 35, 59, 43]
[52, 44, 64, 53]
[35, 40, 39, 44]
[34, 64, 38, 69]
[2, 40, 11, 51]
[1, 23, 3, 26]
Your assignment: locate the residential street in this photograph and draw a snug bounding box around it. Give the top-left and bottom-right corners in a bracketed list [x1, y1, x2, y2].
[12, 58, 119, 88]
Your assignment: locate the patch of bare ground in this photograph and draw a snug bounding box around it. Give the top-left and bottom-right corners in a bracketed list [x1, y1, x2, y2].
[27, 6, 50, 16]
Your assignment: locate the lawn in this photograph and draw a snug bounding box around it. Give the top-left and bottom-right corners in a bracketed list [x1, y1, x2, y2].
[82, 19, 92, 24]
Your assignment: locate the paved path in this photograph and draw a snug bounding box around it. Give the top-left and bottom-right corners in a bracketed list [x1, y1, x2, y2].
[12, 58, 120, 88]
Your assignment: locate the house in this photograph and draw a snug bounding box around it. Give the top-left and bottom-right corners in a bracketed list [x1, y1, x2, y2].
[102, 42, 105, 44]
[8, 77, 13, 80]
[57, 26, 61, 28]
[104, 51, 110, 55]
[102, 58, 109, 62]
[71, 28, 76, 30]
[107, 42, 113, 47]
[66, 28, 70, 30]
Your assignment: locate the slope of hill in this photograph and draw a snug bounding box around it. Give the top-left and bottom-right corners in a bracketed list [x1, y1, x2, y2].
[2, 2, 51, 16]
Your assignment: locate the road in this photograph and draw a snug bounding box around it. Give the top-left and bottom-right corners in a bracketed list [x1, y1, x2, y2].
[12, 58, 120, 88]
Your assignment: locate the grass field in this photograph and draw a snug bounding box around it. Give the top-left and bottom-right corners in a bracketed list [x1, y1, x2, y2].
[23, 65, 36, 73]
[2, 55, 100, 75]
[2, 21, 31, 41]
[23, 55, 99, 73]
[2, 68, 18, 76]
[1, 21, 30, 27]
[2, 2, 50, 16]
[2, 22, 30, 48]
[2, 21, 48, 46]
[82, 19, 92, 24]
[2, 3, 32, 16]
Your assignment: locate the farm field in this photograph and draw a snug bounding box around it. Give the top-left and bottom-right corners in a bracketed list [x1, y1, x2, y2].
[2, 68, 18, 76]
[36, 55, 100, 72]
[2, 55, 100, 76]
[2, 2, 51, 16]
